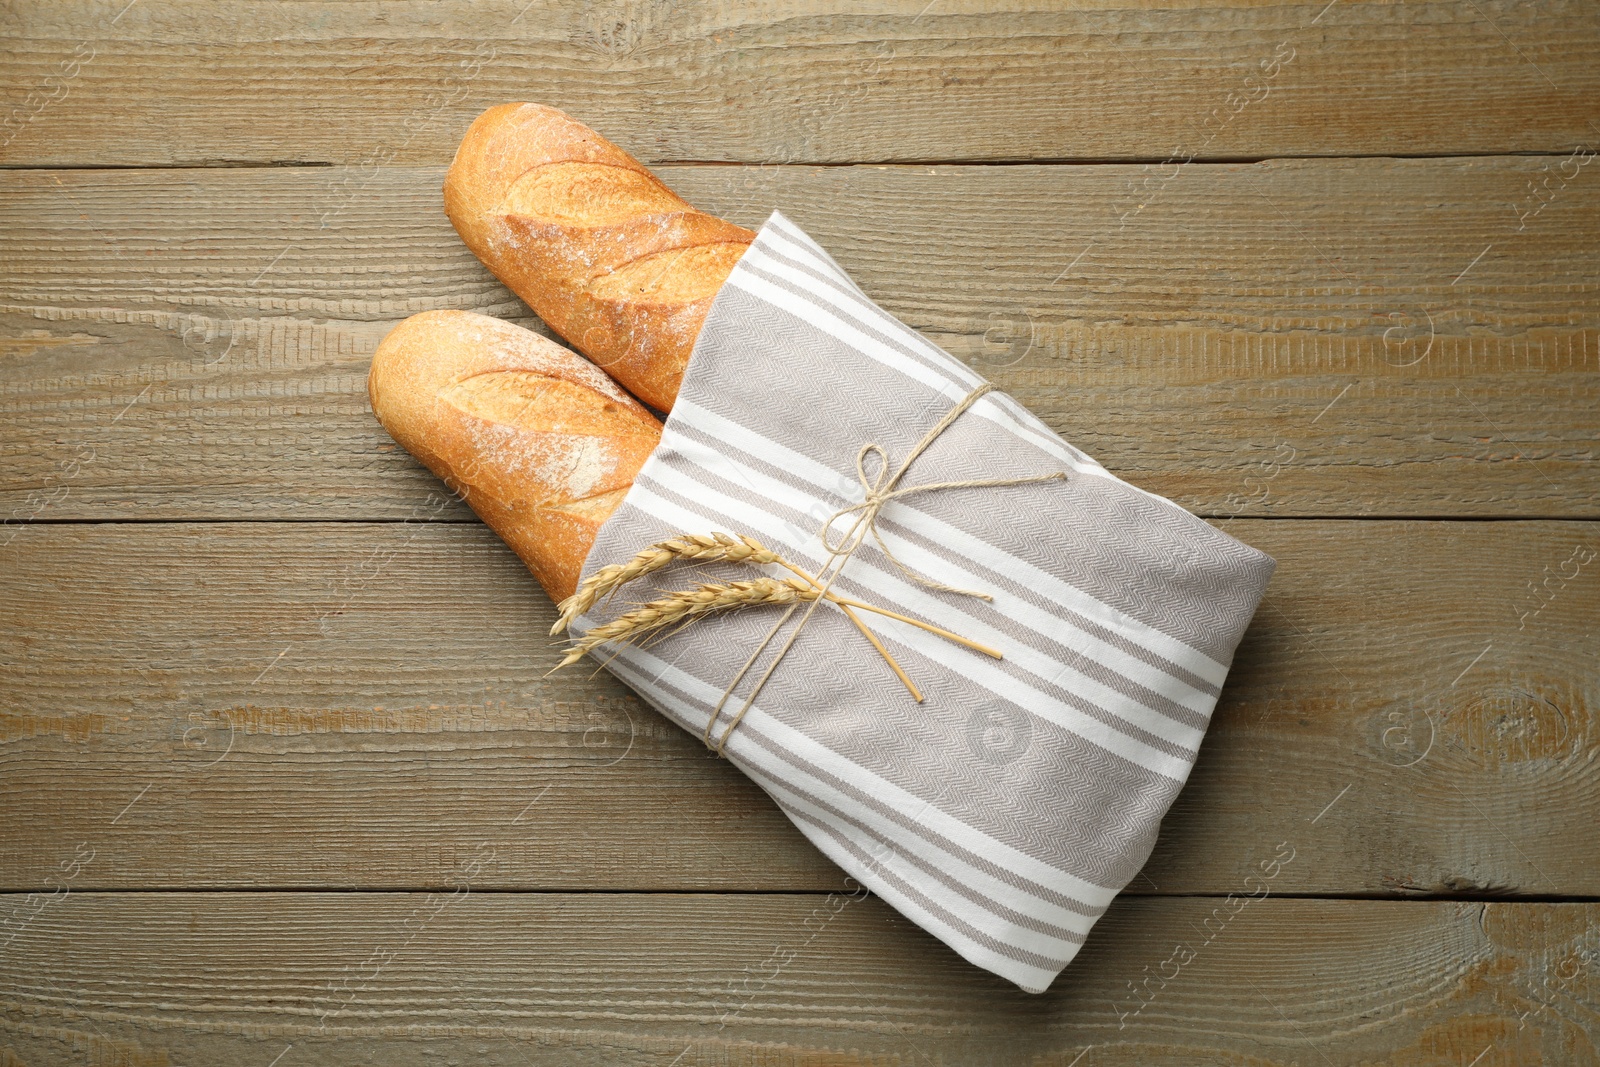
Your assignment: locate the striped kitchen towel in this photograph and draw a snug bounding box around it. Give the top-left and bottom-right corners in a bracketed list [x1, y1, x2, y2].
[573, 211, 1276, 993]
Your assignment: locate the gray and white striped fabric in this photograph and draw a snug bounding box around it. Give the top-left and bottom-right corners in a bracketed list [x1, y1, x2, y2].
[574, 211, 1275, 993]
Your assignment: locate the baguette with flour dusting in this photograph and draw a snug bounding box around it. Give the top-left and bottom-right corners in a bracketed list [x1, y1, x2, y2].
[445, 103, 754, 411]
[368, 309, 662, 602]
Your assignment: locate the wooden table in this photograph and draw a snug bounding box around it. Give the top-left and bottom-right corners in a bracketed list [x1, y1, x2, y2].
[4, 3, 1598, 1063]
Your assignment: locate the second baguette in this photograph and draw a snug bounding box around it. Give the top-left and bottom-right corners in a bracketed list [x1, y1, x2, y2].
[368, 310, 662, 603]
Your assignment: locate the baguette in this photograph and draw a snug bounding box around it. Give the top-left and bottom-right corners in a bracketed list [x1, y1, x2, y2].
[368, 309, 662, 602]
[445, 103, 755, 411]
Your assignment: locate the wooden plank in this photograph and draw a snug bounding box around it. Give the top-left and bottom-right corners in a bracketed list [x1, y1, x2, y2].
[0, 519, 832, 893]
[4, 1, 1599, 167]
[3, 159, 1596, 522]
[3, 519, 1596, 895]
[2, 893, 1595, 1064]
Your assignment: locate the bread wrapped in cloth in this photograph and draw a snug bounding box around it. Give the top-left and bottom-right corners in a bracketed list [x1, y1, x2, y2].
[368, 309, 661, 602]
[445, 103, 754, 411]
[567, 212, 1277, 994]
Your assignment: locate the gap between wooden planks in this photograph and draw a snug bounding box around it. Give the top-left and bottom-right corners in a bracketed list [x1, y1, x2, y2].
[3, 0, 1598, 166]
[1, 158, 1595, 521]
[2, 518, 1594, 896]
[1, 893, 1595, 1065]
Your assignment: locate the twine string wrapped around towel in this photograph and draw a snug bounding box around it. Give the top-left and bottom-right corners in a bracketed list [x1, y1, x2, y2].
[699, 383, 1068, 755]
[551, 384, 1069, 755]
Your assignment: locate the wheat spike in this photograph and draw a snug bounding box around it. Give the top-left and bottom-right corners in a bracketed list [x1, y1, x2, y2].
[551, 532, 782, 634]
[554, 577, 817, 669]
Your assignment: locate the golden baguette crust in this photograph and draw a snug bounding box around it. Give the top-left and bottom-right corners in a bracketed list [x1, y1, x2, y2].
[368, 309, 661, 602]
[445, 102, 754, 411]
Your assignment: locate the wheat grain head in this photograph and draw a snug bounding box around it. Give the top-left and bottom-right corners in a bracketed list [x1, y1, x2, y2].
[554, 577, 817, 668]
[551, 532, 783, 634]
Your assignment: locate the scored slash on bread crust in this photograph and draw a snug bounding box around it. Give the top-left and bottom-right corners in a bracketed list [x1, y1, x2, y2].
[368, 309, 662, 603]
[444, 103, 755, 412]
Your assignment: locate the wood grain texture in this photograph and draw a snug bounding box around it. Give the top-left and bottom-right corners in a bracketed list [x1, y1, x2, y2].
[4, 519, 1596, 895]
[2, 893, 1596, 1065]
[3, 159, 1596, 522]
[4, 1, 1599, 167]
[5, 0, 1598, 1059]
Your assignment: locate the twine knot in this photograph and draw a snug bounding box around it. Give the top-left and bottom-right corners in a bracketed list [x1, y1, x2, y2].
[820, 384, 1065, 600]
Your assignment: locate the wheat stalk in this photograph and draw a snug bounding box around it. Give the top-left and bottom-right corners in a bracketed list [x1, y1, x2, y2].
[555, 531, 925, 700]
[550, 531, 999, 699]
[554, 577, 818, 669]
[552, 532, 782, 635]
